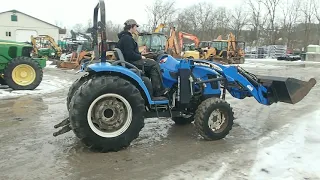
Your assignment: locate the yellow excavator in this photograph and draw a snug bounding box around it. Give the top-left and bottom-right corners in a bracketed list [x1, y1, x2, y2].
[210, 32, 246, 64]
[154, 23, 165, 33]
[164, 27, 181, 58]
[31, 35, 62, 59]
[178, 32, 217, 61]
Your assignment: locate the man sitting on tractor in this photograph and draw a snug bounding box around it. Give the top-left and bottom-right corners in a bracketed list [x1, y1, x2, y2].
[116, 19, 169, 98]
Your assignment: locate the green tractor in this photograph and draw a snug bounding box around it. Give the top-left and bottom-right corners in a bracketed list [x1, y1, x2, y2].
[0, 40, 46, 90]
[36, 48, 57, 59]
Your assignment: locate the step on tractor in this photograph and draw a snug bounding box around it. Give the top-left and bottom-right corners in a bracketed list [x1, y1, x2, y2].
[53, 0, 317, 152]
[0, 40, 46, 90]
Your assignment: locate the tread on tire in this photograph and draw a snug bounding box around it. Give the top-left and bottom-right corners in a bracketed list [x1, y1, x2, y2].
[194, 98, 234, 140]
[66, 73, 91, 110]
[69, 75, 145, 152]
[3, 56, 43, 90]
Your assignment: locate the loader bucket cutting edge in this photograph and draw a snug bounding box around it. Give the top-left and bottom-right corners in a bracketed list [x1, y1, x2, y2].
[257, 75, 317, 104]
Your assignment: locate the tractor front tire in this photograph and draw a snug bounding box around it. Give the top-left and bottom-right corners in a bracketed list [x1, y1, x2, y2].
[194, 98, 234, 140]
[3, 56, 43, 90]
[66, 73, 91, 110]
[69, 75, 145, 152]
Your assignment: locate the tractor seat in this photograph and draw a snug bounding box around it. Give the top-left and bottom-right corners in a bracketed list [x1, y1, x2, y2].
[113, 48, 144, 75]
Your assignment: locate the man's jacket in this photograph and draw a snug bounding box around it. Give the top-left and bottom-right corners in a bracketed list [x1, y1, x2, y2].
[116, 31, 142, 62]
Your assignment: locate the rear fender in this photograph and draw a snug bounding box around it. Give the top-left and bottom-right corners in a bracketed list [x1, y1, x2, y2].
[86, 62, 154, 104]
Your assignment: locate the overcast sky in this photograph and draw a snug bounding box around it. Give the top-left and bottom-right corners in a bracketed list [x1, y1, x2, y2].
[0, 0, 242, 29]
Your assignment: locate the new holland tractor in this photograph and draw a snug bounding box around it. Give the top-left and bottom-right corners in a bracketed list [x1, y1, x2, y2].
[53, 0, 317, 152]
[0, 40, 46, 90]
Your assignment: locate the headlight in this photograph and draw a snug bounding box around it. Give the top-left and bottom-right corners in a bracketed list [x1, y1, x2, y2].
[51, 52, 55, 55]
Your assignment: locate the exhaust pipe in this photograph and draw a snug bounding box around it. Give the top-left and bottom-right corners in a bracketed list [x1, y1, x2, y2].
[257, 75, 317, 104]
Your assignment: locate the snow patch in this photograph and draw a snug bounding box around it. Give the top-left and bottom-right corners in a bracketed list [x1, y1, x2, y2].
[160, 160, 230, 180]
[249, 110, 320, 179]
[45, 60, 57, 68]
[203, 162, 229, 180]
[239, 63, 281, 69]
[246, 58, 278, 62]
[246, 58, 320, 64]
[0, 74, 72, 99]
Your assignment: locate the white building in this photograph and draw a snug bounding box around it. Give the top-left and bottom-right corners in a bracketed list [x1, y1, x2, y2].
[0, 10, 66, 43]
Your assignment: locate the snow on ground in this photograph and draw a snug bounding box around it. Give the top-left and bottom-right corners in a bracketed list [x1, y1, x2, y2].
[45, 60, 58, 68]
[249, 110, 320, 179]
[238, 58, 281, 69]
[0, 60, 77, 99]
[0, 74, 72, 100]
[246, 58, 320, 64]
[239, 62, 281, 69]
[160, 110, 320, 180]
[239, 58, 320, 69]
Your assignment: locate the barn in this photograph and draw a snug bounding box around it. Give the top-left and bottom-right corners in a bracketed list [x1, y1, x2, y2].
[0, 10, 66, 43]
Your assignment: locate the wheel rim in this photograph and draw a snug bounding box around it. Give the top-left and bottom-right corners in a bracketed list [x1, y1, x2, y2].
[11, 64, 36, 86]
[208, 109, 228, 133]
[87, 93, 133, 138]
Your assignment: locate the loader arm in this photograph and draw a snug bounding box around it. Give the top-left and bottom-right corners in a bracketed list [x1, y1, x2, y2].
[36, 35, 62, 57]
[30, 35, 38, 55]
[178, 31, 200, 49]
[154, 23, 165, 33]
[192, 60, 316, 105]
[165, 27, 181, 57]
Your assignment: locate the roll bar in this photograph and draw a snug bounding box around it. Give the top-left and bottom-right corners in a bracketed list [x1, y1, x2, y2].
[90, 0, 107, 62]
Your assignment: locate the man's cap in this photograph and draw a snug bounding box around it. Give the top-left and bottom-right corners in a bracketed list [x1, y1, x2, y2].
[124, 19, 139, 27]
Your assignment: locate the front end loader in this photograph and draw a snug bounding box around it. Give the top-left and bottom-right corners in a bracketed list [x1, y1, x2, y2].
[53, 0, 316, 153]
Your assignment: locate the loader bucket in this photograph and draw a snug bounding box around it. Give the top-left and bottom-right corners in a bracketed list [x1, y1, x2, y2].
[257, 75, 316, 104]
[56, 60, 80, 69]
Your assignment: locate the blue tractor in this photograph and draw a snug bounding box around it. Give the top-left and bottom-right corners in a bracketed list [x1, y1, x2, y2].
[53, 0, 317, 152]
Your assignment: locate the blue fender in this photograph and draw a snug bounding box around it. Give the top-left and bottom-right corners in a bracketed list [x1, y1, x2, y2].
[86, 62, 156, 104]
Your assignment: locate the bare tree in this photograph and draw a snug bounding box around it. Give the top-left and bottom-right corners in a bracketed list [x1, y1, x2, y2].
[213, 7, 230, 39]
[280, 0, 301, 48]
[145, 0, 176, 31]
[312, 0, 320, 44]
[228, 5, 249, 39]
[312, 0, 320, 23]
[300, 0, 316, 49]
[105, 21, 121, 41]
[247, 0, 268, 45]
[72, 23, 85, 33]
[261, 0, 281, 44]
[176, 6, 199, 34]
[194, 2, 214, 39]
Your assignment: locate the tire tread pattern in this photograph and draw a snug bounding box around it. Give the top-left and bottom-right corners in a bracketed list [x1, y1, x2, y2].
[194, 98, 234, 140]
[69, 75, 145, 152]
[3, 56, 43, 90]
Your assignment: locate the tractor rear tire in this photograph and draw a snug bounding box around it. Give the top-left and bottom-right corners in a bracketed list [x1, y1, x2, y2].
[194, 98, 234, 140]
[3, 56, 43, 90]
[69, 75, 145, 152]
[66, 73, 91, 110]
[0, 76, 6, 85]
